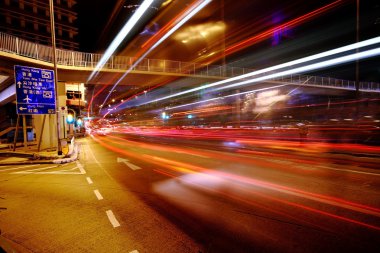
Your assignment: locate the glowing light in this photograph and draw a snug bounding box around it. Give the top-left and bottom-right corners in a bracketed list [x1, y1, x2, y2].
[66, 114, 74, 124]
[218, 47, 380, 91]
[139, 37, 380, 106]
[174, 21, 226, 43]
[166, 85, 288, 110]
[102, 0, 212, 117]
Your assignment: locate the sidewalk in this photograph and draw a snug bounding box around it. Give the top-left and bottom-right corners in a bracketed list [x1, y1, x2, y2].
[0, 140, 80, 166]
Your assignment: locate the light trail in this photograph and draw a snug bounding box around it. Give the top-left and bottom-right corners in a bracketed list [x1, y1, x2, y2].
[224, 0, 343, 55]
[196, 0, 344, 64]
[87, 0, 155, 82]
[102, 0, 212, 117]
[165, 84, 288, 111]
[132, 36, 380, 107]
[216, 47, 380, 91]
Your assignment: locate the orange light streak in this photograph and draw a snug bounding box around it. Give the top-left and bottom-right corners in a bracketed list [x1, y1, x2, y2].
[92, 133, 380, 231]
[225, 0, 343, 55]
[141, 0, 201, 49]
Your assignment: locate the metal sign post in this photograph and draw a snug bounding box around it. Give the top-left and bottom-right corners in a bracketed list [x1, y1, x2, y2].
[49, 0, 62, 155]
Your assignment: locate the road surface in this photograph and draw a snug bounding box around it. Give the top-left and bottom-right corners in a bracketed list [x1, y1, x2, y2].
[1, 132, 379, 252]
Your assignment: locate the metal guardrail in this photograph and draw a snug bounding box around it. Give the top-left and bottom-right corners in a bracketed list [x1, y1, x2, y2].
[0, 32, 379, 92]
[0, 32, 248, 78]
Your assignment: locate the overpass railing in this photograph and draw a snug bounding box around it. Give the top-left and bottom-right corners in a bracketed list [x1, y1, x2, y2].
[0, 32, 379, 92]
[0, 32, 248, 78]
[276, 74, 380, 92]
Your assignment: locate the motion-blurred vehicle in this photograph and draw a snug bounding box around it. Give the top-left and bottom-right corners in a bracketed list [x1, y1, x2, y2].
[93, 128, 109, 136]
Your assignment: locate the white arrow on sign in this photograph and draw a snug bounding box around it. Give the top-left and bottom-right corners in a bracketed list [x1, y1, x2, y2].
[117, 157, 142, 170]
[17, 81, 22, 88]
[19, 107, 27, 111]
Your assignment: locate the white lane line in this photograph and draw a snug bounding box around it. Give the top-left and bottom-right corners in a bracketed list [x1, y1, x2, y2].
[94, 189, 103, 200]
[317, 165, 380, 176]
[11, 164, 61, 174]
[11, 166, 85, 175]
[76, 161, 86, 174]
[125, 161, 142, 171]
[85, 141, 114, 180]
[0, 164, 40, 172]
[106, 210, 120, 228]
[129, 250, 139, 253]
[86, 177, 93, 184]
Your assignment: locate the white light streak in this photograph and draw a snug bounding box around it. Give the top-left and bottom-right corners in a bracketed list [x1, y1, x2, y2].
[166, 84, 288, 110]
[141, 36, 380, 105]
[88, 0, 155, 82]
[217, 47, 380, 91]
[102, 0, 212, 116]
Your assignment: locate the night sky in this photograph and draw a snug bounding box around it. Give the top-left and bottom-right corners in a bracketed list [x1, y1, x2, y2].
[76, 0, 159, 53]
[76, 0, 120, 52]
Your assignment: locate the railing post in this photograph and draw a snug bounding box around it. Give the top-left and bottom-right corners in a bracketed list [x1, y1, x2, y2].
[147, 59, 150, 71]
[35, 44, 39, 59]
[16, 37, 19, 54]
[91, 54, 93, 67]
[71, 51, 75, 66]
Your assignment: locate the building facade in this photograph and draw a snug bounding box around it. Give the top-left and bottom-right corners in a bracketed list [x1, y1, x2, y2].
[0, 0, 78, 50]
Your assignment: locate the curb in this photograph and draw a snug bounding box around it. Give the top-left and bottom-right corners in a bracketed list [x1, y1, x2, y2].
[52, 143, 80, 164]
[0, 143, 80, 166]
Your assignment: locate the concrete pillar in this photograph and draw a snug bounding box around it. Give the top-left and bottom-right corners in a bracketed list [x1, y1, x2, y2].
[33, 81, 66, 151]
[34, 114, 56, 151]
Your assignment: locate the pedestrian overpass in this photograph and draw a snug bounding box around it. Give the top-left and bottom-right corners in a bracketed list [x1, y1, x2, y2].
[1, 32, 379, 104]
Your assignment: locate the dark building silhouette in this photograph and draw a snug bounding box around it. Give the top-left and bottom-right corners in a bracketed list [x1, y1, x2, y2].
[0, 0, 78, 50]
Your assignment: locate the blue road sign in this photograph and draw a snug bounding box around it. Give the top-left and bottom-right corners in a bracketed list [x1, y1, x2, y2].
[15, 65, 56, 115]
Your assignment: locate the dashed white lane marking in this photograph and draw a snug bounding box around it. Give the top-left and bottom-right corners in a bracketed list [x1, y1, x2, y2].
[86, 177, 93, 184]
[106, 210, 120, 228]
[94, 189, 103, 200]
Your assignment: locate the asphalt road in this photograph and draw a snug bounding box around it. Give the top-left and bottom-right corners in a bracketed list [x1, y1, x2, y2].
[0, 132, 379, 252]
